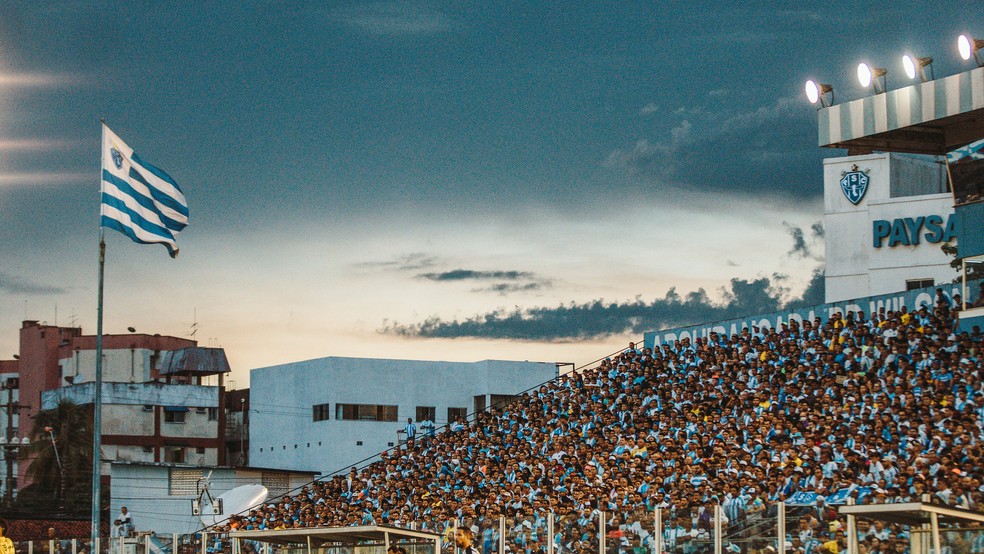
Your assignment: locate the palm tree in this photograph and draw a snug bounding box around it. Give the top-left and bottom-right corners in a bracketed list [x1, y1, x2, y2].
[23, 399, 93, 513]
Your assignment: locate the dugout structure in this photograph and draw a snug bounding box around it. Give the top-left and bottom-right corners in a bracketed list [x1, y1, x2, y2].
[840, 500, 984, 554]
[228, 526, 441, 554]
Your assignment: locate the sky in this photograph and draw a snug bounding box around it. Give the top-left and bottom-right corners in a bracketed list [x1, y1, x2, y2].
[1, 2, 980, 387]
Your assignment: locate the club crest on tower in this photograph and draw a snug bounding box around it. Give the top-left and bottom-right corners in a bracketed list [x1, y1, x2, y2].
[840, 165, 869, 205]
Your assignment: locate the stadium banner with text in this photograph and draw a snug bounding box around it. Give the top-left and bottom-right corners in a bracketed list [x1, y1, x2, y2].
[644, 280, 983, 351]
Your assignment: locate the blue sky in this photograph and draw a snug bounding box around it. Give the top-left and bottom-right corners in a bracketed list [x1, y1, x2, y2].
[1, 2, 980, 385]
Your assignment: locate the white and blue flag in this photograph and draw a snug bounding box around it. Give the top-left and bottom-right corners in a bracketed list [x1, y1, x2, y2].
[100, 124, 188, 257]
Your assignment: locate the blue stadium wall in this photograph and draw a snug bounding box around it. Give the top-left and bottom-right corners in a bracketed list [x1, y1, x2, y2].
[644, 280, 983, 350]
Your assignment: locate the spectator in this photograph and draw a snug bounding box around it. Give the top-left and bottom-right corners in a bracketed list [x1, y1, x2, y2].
[0, 519, 13, 554]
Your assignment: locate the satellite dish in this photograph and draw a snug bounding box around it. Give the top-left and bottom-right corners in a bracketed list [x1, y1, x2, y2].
[199, 484, 268, 528]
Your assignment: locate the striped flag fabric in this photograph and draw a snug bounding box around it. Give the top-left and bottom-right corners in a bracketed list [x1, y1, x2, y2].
[100, 124, 188, 257]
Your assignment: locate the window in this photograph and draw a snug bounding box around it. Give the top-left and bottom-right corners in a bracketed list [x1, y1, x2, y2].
[448, 407, 467, 423]
[164, 447, 186, 464]
[195, 407, 207, 414]
[416, 406, 435, 422]
[312, 403, 330, 422]
[208, 407, 219, 421]
[164, 408, 187, 423]
[906, 278, 934, 290]
[196, 447, 206, 454]
[335, 403, 398, 422]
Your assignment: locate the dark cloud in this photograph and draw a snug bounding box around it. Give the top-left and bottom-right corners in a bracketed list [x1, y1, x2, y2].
[418, 269, 553, 295]
[784, 222, 808, 257]
[473, 282, 551, 295]
[783, 221, 824, 261]
[788, 269, 825, 308]
[605, 95, 822, 198]
[355, 253, 438, 271]
[0, 272, 66, 295]
[418, 269, 533, 282]
[381, 274, 826, 341]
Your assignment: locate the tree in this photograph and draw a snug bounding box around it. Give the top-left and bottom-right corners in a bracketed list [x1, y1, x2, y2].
[18, 399, 94, 515]
[941, 240, 984, 284]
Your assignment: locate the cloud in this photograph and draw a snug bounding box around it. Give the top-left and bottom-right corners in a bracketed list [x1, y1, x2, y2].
[783, 221, 825, 261]
[473, 282, 551, 295]
[639, 103, 658, 116]
[418, 269, 534, 282]
[355, 252, 439, 271]
[604, 118, 692, 181]
[0, 273, 67, 295]
[605, 94, 819, 198]
[381, 274, 825, 341]
[417, 268, 553, 295]
[334, 3, 457, 37]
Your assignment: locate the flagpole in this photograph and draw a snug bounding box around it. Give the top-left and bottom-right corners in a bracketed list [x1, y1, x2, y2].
[92, 122, 106, 545]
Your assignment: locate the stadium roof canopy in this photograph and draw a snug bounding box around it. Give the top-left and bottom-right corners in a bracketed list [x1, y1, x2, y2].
[229, 525, 442, 551]
[819, 66, 984, 155]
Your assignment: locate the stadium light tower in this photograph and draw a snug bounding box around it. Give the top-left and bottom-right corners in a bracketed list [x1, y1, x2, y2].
[858, 63, 887, 94]
[805, 80, 834, 107]
[902, 54, 934, 82]
[958, 34, 984, 67]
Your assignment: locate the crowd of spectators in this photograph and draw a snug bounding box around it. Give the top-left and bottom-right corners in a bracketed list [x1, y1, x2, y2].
[223, 295, 984, 554]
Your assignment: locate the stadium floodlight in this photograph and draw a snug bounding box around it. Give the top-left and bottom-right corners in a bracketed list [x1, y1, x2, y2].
[858, 62, 887, 94]
[805, 80, 834, 107]
[902, 55, 934, 82]
[958, 34, 984, 66]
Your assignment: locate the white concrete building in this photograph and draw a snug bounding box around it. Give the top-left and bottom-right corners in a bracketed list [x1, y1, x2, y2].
[249, 357, 558, 475]
[110, 462, 316, 534]
[824, 152, 956, 302]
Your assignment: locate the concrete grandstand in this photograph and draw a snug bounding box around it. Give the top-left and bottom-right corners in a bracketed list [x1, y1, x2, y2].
[210, 293, 984, 554]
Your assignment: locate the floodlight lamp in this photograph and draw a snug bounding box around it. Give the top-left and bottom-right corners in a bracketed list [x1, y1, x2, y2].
[959, 34, 984, 66]
[902, 55, 934, 82]
[805, 80, 833, 107]
[858, 63, 872, 87]
[858, 63, 887, 94]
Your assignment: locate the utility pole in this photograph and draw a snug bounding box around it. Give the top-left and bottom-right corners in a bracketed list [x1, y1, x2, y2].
[1, 380, 30, 504]
[4, 384, 13, 503]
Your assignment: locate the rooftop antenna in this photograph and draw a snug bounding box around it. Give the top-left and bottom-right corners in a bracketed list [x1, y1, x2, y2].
[192, 471, 221, 517]
[189, 308, 199, 338]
